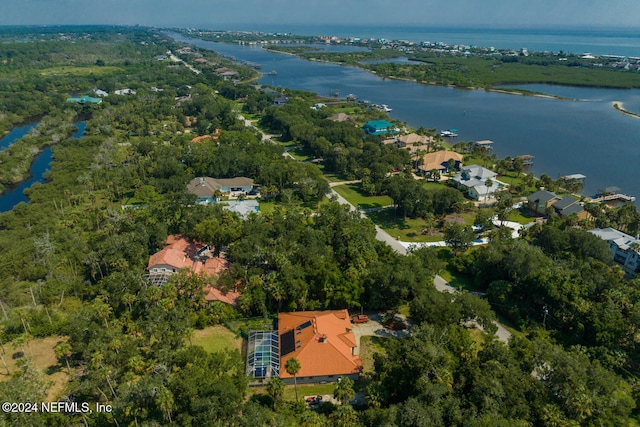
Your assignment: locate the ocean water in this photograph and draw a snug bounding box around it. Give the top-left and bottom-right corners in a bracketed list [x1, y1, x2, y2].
[221, 24, 640, 57]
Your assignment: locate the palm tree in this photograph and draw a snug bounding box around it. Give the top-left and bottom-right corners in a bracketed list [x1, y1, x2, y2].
[285, 357, 301, 402]
[54, 342, 73, 374]
[156, 386, 175, 424]
[266, 377, 285, 409]
[334, 376, 355, 405]
[484, 178, 494, 202]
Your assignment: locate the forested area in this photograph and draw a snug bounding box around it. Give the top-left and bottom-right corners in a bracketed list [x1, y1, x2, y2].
[0, 27, 639, 426]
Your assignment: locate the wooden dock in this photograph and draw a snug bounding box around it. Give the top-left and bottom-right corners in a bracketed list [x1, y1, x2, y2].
[591, 193, 636, 203]
[516, 154, 534, 166]
[474, 140, 494, 150]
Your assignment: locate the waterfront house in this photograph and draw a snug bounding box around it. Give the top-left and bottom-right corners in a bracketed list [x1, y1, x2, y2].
[527, 190, 561, 215]
[418, 150, 463, 174]
[589, 228, 640, 276]
[397, 133, 431, 147]
[550, 195, 585, 218]
[452, 164, 499, 201]
[362, 120, 397, 135]
[215, 67, 239, 78]
[277, 310, 362, 384]
[527, 190, 588, 219]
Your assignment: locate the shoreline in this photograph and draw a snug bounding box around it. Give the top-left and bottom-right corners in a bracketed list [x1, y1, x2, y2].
[263, 47, 572, 100]
[612, 101, 640, 119]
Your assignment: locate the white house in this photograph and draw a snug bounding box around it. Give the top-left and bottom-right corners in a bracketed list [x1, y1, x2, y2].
[589, 228, 640, 276]
[115, 88, 137, 96]
[452, 164, 499, 201]
[93, 89, 109, 97]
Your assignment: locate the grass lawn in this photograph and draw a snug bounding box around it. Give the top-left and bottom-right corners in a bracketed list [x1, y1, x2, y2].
[436, 248, 480, 291]
[0, 335, 70, 401]
[287, 146, 314, 162]
[321, 171, 351, 182]
[276, 139, 300, 148]
[421, 181, 445, 191]
[508, 208, 537, 225]
[332, 183, 393, 209]
[257, 199, 278, 214]
[283, 383, 336, 401]
[367, 208, 477, 243]
[359, 336, 387, 374]
[439, 266, 477, 291]
[367, 208, 441, 242]
[191, 325, 243, 353]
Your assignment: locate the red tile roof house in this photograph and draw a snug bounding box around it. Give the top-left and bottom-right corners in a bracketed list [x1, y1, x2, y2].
[147, 234, 240, 305]
[278, 310, 363, 384]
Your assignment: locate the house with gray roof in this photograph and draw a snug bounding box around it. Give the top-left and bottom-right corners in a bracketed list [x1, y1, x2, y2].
[527, 190, 589, 219]
[187, 177, 255, 203]
[272, 96, 289, 107]
[589, 227, 640, 276]
[527, 190, 562, 215]
[452, 165, 499, 201]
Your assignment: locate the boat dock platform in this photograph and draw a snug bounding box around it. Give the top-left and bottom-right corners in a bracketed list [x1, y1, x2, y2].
[516, 154, 534, 166]
[474, 140, 494, 150]
[561, 173, 587, 183]
[590, 193, 636, 203]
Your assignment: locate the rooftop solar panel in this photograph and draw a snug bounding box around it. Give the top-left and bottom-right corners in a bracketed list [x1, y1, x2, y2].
[296, 320, 313, 330]
[280, 330, 295, 356]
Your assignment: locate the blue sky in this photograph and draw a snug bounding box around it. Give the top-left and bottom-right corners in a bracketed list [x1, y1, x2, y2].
[1, 0, 638, 29]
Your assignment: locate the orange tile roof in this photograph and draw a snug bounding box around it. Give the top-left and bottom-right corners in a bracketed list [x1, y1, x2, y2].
[398, 133, 431, 145]
[204, 257, 230, 275]
[203, 285, 241, 306]
[191, 135, 213, 143]
[419, 150, 464, 172]
[278, 310, 362, 379]
[147, 235, 238, 303]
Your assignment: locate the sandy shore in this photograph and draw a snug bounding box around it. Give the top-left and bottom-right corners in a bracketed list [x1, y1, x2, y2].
[612, 101, 640, 119]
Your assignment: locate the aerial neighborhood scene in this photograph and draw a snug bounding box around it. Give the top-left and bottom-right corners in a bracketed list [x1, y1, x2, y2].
[2, 0, 640, 425]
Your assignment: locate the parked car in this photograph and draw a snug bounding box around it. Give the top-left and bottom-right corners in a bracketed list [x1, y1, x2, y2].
[351, 314, 369, 324]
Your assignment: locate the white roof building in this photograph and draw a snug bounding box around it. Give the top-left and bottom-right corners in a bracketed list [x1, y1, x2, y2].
[589, 227, 640, 276]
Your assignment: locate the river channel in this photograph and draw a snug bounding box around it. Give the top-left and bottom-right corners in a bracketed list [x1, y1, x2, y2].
[0, 121, 86, 213]
[171, 33, 640, 201]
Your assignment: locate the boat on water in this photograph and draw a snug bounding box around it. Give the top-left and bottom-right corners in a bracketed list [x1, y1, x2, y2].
[265, 70, 277, 76]
[381, 104, 392, 112]
[440, 129, 458, 138]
